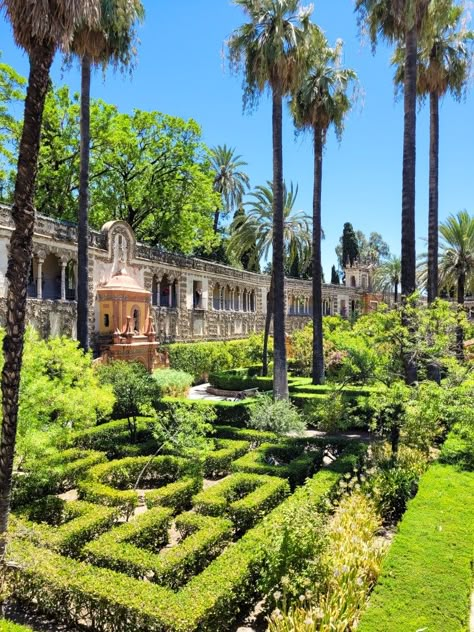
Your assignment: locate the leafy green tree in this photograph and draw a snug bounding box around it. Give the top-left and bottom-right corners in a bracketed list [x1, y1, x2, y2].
[373, 255, 401, 304]
[292, 35, 356, 385]
[91, 109, 219, 253]
[0, 0, 100, 561]
[228, 181, 311, 375]
[0, 56, 24, 195]
[330, 265, 340, 284]
[31, 90, 220, 254]
[97, 361, 157, 442]
[229, 0, 313, 400]
[209, 144, 249, 232]
[71, 0, 144, 351]
[393, 0, 473, 304]
[339, 222, 359, 268]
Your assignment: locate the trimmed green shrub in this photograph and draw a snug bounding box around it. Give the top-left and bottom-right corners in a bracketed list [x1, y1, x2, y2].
[12, 499, 118, 556]
[358, 464, 474, 632]
[152, 368, 193, 398]
[156, 397, 255, 428]
[214, 425, 280, 445]
[84, 509, 232, 589]
[165, 337, 271, 383]
[247, 394, 306, 435]
[231, 443, 322, 488]
[203, 439, 250, 478]
[11, 448, 108, 509]
[209, 367, 273, 392]
[144, 478, 202, 514]
[193, 472, 289, 532]
[8, 443, 366, 632]
[70, 417, 155, 454]
[78, 455, 191, 516]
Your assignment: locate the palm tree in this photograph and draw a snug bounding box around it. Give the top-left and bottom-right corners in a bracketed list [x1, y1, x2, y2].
[291, 35, 356, 385]
[393, 1, 473, 304]
[228, 181, 311, 375]
[210, 145, 249, 233]
[373, 255, 402, 304]
[439, 211, 474, 360]
[72, 0, 144, 351]
[228, 0, 313, 399]
[356, 0, 430, 384]
[0, 0, 99, 560]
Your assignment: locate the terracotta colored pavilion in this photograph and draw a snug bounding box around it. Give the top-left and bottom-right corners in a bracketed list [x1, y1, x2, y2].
[97, 267, 167, 371]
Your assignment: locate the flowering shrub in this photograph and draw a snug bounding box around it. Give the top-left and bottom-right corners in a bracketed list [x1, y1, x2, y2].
[267, 492, 385, 632]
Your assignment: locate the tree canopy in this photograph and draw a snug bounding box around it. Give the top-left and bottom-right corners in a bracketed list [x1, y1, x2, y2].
[1, 73, 220, 255]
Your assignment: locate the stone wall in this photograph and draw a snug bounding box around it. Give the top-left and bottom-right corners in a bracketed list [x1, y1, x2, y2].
[0, 204, 374, 348]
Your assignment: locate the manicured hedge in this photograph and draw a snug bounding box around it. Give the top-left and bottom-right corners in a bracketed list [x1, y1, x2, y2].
[70, 417, 155, 454]
[214, 425, 280, 445]
[8, 443, 366, 632]
[12, 448, 108, 508]
[144, 478, 202, 514]
[193, 472, 290, 532]
[78, 455, 191, 516]
[209, 368, 273, 392]
[203, 439, 250, 478]
[156, 398, 255, 428]
[231, 442, 323, 488]
[85, 509, 232, 589]
[358, 463, 474, 632]
[165, 340, 265, 383]
[12, 499, 117, 556]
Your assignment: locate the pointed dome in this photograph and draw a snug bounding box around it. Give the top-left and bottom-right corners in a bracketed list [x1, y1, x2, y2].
[98, 268, 150, 296]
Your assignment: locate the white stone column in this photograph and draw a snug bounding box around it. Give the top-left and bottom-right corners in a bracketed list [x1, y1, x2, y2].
[168, 281, 173, 307]
[60, 258, 67, 301]
[36, 258, 43, 299]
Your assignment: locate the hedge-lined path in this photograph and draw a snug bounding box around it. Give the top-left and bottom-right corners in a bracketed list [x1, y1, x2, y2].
[189, 383, 227, 400]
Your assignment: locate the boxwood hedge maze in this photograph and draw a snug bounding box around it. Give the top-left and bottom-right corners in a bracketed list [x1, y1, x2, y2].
[8, 417, 365, 632]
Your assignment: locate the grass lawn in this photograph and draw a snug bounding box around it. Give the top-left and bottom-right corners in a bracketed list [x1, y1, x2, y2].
[359, 463, 474, 632]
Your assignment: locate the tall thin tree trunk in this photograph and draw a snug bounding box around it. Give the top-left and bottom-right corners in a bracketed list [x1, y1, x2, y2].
[271, 88, 288, 400]
[394, 281, 398, 305]
[312, 127, 324, 385]
[0, 44, 55, 561]
[77, 56, 91, 351]
[427, 90, 439, 304]
[262, 275, 273, 377]
[401, 26, 418, 385]
[213, 208, 220, 233]
[456, 273, 465, 361]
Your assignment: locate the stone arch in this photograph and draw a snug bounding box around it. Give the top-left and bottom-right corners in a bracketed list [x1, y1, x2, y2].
[66, 260, 76, 300]
[213, 283, 221, 310]
[43, 253, 61, 300]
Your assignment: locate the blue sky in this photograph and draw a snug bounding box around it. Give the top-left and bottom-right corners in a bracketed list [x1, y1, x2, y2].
[1, 0, 473, 277]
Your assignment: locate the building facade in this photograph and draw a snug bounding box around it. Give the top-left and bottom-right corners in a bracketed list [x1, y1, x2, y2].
[0, 204, 383, 348]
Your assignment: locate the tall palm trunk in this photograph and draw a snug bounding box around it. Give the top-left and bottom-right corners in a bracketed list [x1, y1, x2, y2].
[271, 88, 288, 400]
[394, 280, 398, 305]
[262, 275, 273, 376]
[77, 56, 91, 351]
[427, 89, 439, 304]
[213, 208, 220, 233]
[456, 272, 465, 361]
[401, 26, 418, 385]
[0, 43, 55, 560]
[312, 127, 324, 385]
